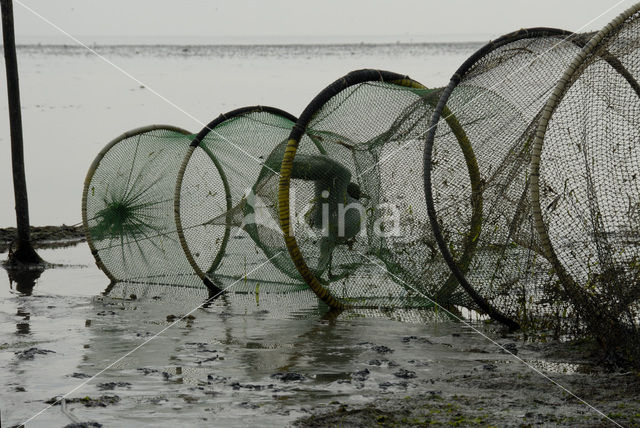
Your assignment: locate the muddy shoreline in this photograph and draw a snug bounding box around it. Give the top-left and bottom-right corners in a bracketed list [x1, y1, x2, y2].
[295, 361, 640, 427]
[0, 225, 85, 253]
[1, 238, 639, 427]
[292, 334, 640, 427]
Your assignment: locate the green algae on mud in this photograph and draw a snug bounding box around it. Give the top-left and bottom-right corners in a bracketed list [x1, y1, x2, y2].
[294, 372, 640, 427]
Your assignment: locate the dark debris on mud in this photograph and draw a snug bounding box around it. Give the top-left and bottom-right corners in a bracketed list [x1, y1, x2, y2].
[295, 366, 640, 428]
[271, 372, 306, 382]
[45, 395, 121, 408]
[137, 367, 159, 376]
[14, 347, 55, 360]
[63, 422, 103, 428]
[393, 369, 417, 379]
[96, 382, 131, 391]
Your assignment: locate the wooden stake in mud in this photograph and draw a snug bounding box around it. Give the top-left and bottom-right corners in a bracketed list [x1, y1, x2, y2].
[1, 0, 43, 264]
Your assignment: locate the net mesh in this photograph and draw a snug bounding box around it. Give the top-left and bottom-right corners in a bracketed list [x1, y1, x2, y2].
[532, 11, 640, 363]
[175, 107, 310, 291]
[83, 126, 201, 286]
[424, 30, 603, 329]
[278, 70, 458, 309]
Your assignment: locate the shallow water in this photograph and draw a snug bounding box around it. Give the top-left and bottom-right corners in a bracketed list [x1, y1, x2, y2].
[2, 244, 638, 427]
[0, 244, 498, 426]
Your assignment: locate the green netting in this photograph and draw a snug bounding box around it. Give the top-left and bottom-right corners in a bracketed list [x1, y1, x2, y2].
[531, 6, 640, 364]
[175, 107, 312, 291]
[277, 69, 464, 310]
[82, 125, 203, 286]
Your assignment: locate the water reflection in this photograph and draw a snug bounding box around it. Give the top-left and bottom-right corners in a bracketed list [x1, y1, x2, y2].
[4, 264, 47, 337]
[91, 280, 362, 383]
[15, 307, 30, 335]
[91, 280, 448, 383]
[0, 275, 467, 427]
[6, 264, 46, 295]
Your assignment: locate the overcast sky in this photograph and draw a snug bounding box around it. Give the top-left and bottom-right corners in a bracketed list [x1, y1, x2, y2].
[10, 0, 635, 44]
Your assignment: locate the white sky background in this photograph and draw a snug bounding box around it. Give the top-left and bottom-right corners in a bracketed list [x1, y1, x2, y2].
[12, 0, 635, 44]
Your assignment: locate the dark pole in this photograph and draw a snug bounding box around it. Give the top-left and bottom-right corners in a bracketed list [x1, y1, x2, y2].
[1, 0, 43, 264]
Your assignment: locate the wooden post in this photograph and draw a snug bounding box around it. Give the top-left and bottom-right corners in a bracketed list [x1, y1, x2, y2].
[1, 0, 43, 264]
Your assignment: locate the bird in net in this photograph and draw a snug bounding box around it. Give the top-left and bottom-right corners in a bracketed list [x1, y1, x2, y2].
[277, 69, 480, 311]
[83, 125, 206, 288]
[530, 4, 640, 365]
[175, 106, 329, 295]
[422, 27, 640, 331]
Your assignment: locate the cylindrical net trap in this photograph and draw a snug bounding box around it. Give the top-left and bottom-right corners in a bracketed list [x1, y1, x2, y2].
[175, 106, 313, 294]
[82, 125, 204, 287]
[277, 69, 478, 310]
[531, 5, 640, 363]
[420, 28, 632, 329]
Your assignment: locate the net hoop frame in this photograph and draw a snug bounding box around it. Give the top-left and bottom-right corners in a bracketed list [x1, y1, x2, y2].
[530, 5, 640, 293]
[278, 69, 479, 310]
[174, 106, 298, 289]
[82, 124, 193, 283]
[421, 27, 604, 330]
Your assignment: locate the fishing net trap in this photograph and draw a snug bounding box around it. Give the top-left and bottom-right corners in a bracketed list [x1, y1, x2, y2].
[277, 69, 482, 311]
[174, 106, 316, 295]
[82, 125, 204, 288]
[84, 106, 307, 298]
[422, 27, 640, 331]
[82, 18, 640, 353]
[530, 4, 640, 363]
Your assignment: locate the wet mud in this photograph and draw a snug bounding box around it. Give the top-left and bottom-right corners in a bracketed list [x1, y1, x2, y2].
[0, 242, 639, 427]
